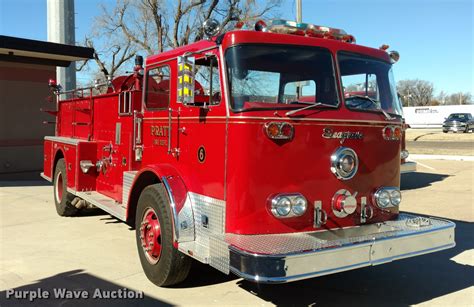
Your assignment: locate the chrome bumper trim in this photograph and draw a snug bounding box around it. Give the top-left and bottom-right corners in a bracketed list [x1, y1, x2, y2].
[401, 161, 417, 174]
[228, 214, 455, 283]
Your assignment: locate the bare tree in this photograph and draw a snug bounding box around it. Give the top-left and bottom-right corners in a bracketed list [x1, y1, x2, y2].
[445, 92, 472, 105]
[397, 79, 434, 107]
[436, 90, 447, 105]
[79, 0, 281, 80]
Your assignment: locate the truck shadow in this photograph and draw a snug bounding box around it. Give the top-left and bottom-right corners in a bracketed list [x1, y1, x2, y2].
[401, 172, 449, 191]
[0, 180, 51, 187]
[236, 218, 473, 306]
[0, 269, 171, 307]
[171, 260, 239, 288]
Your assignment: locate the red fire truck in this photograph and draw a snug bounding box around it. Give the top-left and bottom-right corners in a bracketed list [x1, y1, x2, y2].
[41, 19, 453, 286]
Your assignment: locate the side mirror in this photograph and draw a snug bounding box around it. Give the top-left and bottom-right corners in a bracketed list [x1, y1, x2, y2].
[177, 56, 196, 105]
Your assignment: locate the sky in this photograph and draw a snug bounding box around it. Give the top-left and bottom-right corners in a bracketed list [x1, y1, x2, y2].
[0, 0, 472, 95]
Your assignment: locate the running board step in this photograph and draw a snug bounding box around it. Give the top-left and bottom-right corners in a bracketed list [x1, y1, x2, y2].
[75, 191, 126, 221]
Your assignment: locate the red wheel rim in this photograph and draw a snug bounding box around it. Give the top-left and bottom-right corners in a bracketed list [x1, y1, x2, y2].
[140, 207, 162, 264]
[55, 172, 63, 201]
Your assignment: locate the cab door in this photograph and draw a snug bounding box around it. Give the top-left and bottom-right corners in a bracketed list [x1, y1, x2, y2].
[142, 51, 227, 200]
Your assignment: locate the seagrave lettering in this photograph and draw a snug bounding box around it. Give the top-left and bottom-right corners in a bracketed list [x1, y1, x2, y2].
[322, 127, 363, 143]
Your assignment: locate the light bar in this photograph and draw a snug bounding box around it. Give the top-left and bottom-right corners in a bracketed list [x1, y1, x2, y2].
[255, 19, 356, 43]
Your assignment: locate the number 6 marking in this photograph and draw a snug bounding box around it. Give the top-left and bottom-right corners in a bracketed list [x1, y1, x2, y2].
[197, 146, 206, 163]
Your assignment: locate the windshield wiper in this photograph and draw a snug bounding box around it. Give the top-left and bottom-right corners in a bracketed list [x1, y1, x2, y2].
[345, 95, 395, 120]
[285, 102, 337, 116]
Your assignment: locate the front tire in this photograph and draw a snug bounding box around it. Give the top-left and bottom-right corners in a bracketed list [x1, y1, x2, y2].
[53, 158, 78, 216]
[135, 184, 192, 287]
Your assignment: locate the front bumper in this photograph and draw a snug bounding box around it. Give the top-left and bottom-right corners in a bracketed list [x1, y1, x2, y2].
[443, 124, 466, 132]
[228, 213, 455, 283]
[401, 161, 417, 174]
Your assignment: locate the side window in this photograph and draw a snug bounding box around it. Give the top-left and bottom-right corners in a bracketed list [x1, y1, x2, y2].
[194, 56, 221, 105]
[146, 65, 171, 109]
[283, 80, 316, 103]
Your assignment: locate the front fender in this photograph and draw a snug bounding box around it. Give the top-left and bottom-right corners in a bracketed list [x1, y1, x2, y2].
[127, 164, 195, 244]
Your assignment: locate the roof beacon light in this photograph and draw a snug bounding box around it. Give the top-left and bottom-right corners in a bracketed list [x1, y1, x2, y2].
[389, 50, 400, 63]
[203, 19, 221, 38]
[254, 20, 268, 32]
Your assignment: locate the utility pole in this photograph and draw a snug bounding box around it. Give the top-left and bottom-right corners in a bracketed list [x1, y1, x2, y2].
[296, 0, 302, 23]
[47, 0, 76, 91]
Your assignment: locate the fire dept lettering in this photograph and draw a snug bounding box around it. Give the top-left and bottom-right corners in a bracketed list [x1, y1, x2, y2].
[322, 127, 363, 143]
[151, 125, 169, 146]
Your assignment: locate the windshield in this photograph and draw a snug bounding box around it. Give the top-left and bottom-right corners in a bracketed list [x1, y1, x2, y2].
[225, 45, 339, 111]
[447, 113, 471, 120]
[339, 51, 403, 117]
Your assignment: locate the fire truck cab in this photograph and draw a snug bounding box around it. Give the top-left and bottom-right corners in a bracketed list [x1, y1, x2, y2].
[42, 19, 453, 286]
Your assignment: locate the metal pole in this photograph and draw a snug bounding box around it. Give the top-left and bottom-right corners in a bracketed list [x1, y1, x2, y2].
[296, 0, 302, 23]
[47, 0, 76, 91]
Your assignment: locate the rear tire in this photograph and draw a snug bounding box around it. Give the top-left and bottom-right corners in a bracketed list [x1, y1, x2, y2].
[135, 184, 192, 287]
[53, 158, 78, 216]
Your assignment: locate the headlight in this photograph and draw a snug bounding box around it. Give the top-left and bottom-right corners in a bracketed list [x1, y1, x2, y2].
[292, 196, 307, 216]
[330, 147, 359, 180]
[375, 189, 391, 208]
[272, 196, 291, 217]
[374, 187, 401, 208]
[390, 190, 402, 206]
[270, 194, 307, 218]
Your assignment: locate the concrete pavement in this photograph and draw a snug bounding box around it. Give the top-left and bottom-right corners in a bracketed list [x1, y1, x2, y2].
[0, 160, 473, 306]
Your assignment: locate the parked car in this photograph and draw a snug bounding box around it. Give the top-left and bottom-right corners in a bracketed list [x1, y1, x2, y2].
[442, 113, 473, 133]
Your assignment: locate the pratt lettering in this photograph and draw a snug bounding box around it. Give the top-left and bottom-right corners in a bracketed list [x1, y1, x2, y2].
[150, 125, 169, 137]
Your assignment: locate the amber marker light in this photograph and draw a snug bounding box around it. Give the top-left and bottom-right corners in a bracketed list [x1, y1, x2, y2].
[393, 127, 402, 140]
[264, 122, 294, 140]
[383, 126, 402, 141]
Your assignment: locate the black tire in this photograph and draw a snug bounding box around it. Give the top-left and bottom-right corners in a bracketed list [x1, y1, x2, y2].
[135, 184, 192, 287]
[464, 125, 469, 133]
[53, 158, 78, 216]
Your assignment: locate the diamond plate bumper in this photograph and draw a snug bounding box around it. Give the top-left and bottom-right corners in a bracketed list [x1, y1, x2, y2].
[228, 213, 455, 283]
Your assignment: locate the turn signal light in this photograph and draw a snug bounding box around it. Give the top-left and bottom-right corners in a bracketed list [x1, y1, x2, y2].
[264, 122, 294, 140]
[383, 126, 402, 141]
